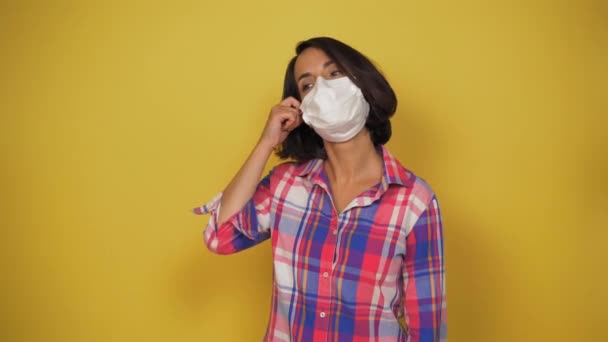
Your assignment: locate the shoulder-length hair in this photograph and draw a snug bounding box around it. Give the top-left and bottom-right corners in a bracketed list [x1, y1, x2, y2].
[276, 37, 397, 163]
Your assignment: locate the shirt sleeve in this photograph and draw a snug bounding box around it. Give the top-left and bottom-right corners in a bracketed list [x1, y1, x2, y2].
[402, 194, 447, 342]
[192, 169, 273, 255]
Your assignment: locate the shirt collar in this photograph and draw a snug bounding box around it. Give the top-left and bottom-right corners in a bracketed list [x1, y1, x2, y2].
[294, 144, 414, 189]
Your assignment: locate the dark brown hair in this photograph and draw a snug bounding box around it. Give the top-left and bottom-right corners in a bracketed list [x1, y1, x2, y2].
[276, 37, 398, 162]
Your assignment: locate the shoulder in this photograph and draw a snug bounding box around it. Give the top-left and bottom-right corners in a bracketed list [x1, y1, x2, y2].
[265, 160, 306, 188]
[269, 160, 302, 178]
[381, 145, 437, 208]
[392, 167, 442, 234]
[413, 173, 437, 204]
[397, 164, 438, 210]
[263, 160, 311, 197]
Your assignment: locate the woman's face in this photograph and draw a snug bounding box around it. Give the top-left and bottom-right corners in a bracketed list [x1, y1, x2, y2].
[294, 47, 345, 99]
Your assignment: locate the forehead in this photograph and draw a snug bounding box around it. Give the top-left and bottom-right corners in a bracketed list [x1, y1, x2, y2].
[294, 47, 332, 77]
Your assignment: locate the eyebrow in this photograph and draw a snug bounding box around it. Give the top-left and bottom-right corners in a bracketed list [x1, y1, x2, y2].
[296, 60, 335, 83]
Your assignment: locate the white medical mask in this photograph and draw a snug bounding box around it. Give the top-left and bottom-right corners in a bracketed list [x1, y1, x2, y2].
[300, 76, 370, 143]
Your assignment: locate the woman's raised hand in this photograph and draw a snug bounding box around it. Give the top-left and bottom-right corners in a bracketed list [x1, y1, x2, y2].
[258, 96, 303, 150]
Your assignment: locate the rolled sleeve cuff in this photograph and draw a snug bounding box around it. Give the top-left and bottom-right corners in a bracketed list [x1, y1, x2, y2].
[192, 191, 222, 217]
[192, 192, 233, 236]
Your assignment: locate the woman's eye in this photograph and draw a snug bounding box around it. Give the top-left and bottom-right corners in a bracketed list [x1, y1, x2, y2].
[330, 70, 342, 77]
[302, 83, 313, 92]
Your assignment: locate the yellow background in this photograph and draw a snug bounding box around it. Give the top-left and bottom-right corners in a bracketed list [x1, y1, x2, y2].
[1, 0, 606, 341]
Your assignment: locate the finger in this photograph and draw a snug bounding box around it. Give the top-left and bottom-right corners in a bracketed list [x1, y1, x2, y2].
[278, 111, 297, 124]
[286, 111, 304, 131]
[278, 112, 298, 131]
[274, 105, 300, 118]
[280, 96, 301, 109]
[286, 108, 302, 128]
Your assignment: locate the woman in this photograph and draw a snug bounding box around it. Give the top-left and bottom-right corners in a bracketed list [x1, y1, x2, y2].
[193, 37, 447, 342]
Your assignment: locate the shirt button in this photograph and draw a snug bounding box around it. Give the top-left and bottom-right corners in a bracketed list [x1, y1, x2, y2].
[320, 312, 326, 318]
[323, 272, 329, 278]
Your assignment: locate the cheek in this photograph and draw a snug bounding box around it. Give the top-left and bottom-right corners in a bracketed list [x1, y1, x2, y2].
[298, 89, 309, 101]
[294, 84, 303, 100]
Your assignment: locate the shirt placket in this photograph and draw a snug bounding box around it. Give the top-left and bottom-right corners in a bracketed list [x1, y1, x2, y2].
[314, 187, 341, 342]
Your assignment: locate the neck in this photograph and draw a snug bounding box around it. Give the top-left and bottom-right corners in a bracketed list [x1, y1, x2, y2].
[323, 129, 383, 184]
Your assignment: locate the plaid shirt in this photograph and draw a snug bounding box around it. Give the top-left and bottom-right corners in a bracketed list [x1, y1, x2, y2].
[193, 145, 447, 341]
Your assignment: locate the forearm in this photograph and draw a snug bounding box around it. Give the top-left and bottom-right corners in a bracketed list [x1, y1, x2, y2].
[217, 139, 274, 225]
[216, 95, 302, 225]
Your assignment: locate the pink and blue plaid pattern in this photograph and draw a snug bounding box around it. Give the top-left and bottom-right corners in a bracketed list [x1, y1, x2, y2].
[193, 145, 446, 341]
